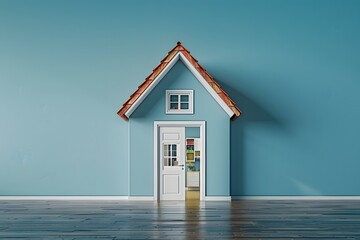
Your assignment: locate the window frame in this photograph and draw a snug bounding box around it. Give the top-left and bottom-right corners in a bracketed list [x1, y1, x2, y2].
[163, 143, 179, 169]
[165, 90, 194, 114]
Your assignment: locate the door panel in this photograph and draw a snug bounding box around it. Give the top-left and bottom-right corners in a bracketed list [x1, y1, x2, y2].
[160, 127, 185, 200]
[163, 175, 180, 194]
[163, 133, 180, 140]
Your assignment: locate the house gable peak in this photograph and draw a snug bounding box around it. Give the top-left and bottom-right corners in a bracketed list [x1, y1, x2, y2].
[117, 42, 242, 121]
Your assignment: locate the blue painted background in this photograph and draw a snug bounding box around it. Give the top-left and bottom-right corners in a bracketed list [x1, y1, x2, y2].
[1, 0, 360, 196]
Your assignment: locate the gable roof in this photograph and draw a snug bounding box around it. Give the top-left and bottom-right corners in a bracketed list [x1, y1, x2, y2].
[117, 42, 242, 121]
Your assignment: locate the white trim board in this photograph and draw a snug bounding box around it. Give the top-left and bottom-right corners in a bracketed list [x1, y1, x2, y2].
[154, 121, 206, 201]
[232, 196, 360, 200]
[125, 52, 234, 118]
[128, 196, 154, 201]
[0, 196, 154, 201]
[0, 196, 129, 201]
[205, 196, 231, 201]
[2, 196, 359, 201]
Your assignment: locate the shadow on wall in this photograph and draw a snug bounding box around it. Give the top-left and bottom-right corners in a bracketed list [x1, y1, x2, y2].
[215, 77, 283, 196]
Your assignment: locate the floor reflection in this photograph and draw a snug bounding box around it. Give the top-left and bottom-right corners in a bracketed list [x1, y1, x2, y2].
[1, 200, 360, 238]
[185, 190, 201, 239]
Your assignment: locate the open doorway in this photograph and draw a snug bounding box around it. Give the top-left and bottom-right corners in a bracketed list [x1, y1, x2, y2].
[154, 121, 206, 201]
[185, 127, 201, 202]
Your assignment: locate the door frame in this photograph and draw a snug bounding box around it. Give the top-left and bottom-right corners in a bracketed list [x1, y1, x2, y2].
[154, 121, 206, 201]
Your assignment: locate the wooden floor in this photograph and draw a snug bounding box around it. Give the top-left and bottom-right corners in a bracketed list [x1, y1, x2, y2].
[186, 190, 200, 201]
[1, 200, 360, 239]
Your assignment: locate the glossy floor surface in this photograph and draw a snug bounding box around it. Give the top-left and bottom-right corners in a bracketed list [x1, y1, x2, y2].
[185, 190, 200, 201]
[1, 200, 360, 239]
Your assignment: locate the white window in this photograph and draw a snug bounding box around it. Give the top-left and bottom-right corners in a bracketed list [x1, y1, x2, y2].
[163, 143, 178, 168]
[166, 90, 193, 114]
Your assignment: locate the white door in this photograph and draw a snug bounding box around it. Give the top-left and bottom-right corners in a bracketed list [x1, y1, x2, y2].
[159, 127, 185, 200]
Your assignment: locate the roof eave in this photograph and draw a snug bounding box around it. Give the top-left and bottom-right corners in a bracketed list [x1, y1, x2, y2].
[231, 111, 242, 121]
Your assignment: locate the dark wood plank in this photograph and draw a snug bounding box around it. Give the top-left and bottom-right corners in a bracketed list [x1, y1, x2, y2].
[0, 200, 360, 239]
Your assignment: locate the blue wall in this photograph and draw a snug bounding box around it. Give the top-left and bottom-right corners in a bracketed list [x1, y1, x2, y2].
[185, 128, 200, 139]
[129, 61, 230, 196]
[1, 0, 360, 196]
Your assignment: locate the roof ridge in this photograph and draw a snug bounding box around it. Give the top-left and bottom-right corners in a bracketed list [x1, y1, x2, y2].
[117, 42, 242, 121]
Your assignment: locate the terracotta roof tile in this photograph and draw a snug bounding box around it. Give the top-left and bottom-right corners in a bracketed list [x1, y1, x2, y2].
[117, 42, 242, 121]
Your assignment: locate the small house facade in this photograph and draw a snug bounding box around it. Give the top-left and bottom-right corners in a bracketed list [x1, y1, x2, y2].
[118, 42, 241, 200]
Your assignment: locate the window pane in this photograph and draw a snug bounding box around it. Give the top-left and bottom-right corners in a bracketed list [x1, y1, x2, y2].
[180, 95, 189, 102]
[170, 95, 178, 102]
[172, 144, 177, 156]
[172, 158, 178, 166]
[180, 103, 189, 109]
[164, 144, 169, 156]
[170, 103, 178, 109]
[164, 157, 169, 166]
[168, 145, 171, 156]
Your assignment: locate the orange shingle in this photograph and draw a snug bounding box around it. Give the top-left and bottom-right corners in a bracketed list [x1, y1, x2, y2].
[117, 42, 242, 121]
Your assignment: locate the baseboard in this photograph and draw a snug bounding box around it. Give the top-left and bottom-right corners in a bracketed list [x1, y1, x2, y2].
[128, 196, 154, 201]
[0, 196, 155, 201]
[3, 195, 358, 201]
[232, 196, 360, 200]
[0, 196, 129, 200]
[204, 196, 231, 201]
